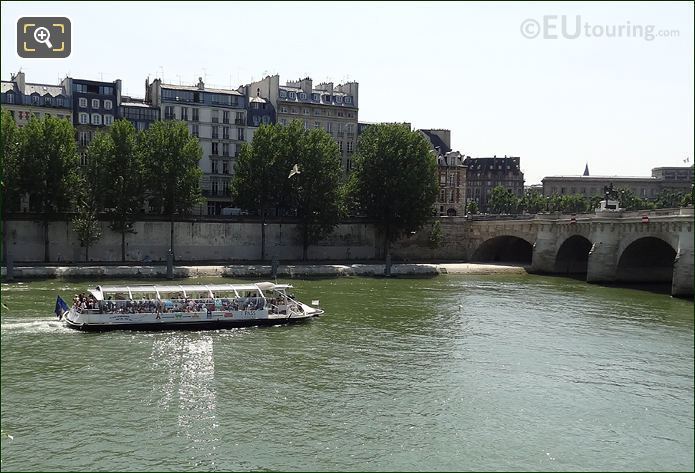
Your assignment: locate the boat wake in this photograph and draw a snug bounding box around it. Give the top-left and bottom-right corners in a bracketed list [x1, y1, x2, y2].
[1, 318, 74, 335]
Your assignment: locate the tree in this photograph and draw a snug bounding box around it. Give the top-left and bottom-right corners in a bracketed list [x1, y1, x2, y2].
[519, 189, 546, 214]
[16, 115, 80, 262]
[100, 120, 144, 261]
[141, 121, 203, 260]
[231, 123, 282, 261]
[72, 195, 102, 261]
[293, 127, 343, 260]
[1, 110, 20, 263]
[348, 123, 438, 260]
[466, 200, 479, 215]
[654, 189, 685, 209]
[616, 188, 653, 211]
[428, 219, 443, 249]
[489, 185, 519, 214]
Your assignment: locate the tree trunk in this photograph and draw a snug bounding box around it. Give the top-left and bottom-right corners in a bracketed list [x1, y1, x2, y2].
[43, 216, 50, 263]
[302, 221, 309, 261]
[260, 207, 266, 261]
[169, 215, 175, 262]
[121, 225, 126, 262]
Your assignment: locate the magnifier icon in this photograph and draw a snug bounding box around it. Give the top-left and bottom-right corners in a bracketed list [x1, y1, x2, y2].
[33, 27, 53, 49]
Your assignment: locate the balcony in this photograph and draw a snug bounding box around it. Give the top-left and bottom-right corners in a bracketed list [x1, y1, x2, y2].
[212, 117, 219, 123]
[212, 133, 219, 140]
[235, 118, 244, 125]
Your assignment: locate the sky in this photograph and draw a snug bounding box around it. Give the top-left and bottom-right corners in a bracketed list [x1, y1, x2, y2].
[1, 1, 693, 184]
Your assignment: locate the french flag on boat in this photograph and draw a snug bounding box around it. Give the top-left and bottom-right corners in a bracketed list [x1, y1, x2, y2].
[54, 296, 69, 319]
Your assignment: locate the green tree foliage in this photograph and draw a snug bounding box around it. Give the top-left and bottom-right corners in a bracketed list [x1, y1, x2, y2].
[466, 200, 479, 215]
[1, 111, 20, 262]
[72, 197, 102, 261]
[654, 189, 687, 209]
[616, 187, 654, 211]
[519, 189, 546, 214]
[293, 127, 343, 260]
[100, 120, 144, 261]
[428, 219, 443, 249]
[489, 185, 520, 214]
[141, 121, 203, 257]
[16, 115, 80, 261]
[348, 123, 438, 258]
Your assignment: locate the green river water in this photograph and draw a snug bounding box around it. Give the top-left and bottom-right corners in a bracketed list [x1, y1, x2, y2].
[1, 275, 693, 471]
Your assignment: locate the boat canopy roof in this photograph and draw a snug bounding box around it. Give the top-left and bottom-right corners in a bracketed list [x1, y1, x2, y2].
[89, 283, 293, 301]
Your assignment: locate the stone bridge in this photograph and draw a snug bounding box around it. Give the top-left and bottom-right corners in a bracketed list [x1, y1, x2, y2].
[395, 207, 693, 297]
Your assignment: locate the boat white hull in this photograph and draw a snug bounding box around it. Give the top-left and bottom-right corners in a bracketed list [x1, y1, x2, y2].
[64, 305, 323, 332]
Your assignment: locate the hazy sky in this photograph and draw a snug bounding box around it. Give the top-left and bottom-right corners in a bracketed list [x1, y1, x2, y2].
[1, 1, 693, 184]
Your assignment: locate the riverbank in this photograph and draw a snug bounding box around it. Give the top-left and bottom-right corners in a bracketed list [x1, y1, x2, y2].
[0, 262, 528, 280]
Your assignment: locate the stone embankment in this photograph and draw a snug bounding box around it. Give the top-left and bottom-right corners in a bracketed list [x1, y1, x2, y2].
[1, 262, 528, 280]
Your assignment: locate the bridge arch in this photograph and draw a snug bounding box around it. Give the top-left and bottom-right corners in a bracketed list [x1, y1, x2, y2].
[616, 236, 677, 283]
[472, 235, 533, 263]
[555, 235, 592, 274]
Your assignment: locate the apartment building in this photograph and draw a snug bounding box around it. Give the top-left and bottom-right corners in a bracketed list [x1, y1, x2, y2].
[147, 77, 248, 215]
[464, 156, 525, 212]
[241, 75, 359, 173]
[1, 71, 72, 125]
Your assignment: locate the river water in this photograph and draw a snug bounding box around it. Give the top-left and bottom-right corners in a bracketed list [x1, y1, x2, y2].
[1, 275, 693, 471]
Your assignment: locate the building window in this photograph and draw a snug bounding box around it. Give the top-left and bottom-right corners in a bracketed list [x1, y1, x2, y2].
[279, 90, 287, 98]
[235, 112, 244, 124]
[212, 180, 219, 194]
[346, 158, 352, 172]
[347, 112, 354, 119]
[223, 111, 230, 124]
[314, 121, 320, 128]
[303, 108, 309, 115]
[280, 118, 287, 125]
[212, 161, 218, 174]
[345, 96, 352, 104]
[44, 96, 52, 105]
[223, 161, 229, 175]
[291, 107, 298, 114]
[6, 93, 15, 104]
[311, 93, 319, 101]
[288, 91, 296, 100]
[314, 109, 321, 116]
[79, 112, 89, 124]
[104, 115, 113, 125]
[78, 131, 90, 147]
[299, 92, 307, 100]
[238, 128, 244, 141]
[253, 115, 261, 126]
[346, 124, 354, 134]
[223, 126, 229, 139]
[137, 122, 146, 131]
[212, 125, 219, 139]
[80, 153, 88, 166]
[91, 99, 100, 109]
[323, 95, 331, 102]
[281, 106, 288, 113]
[181, 107, 189, 120]
[304, 120, 309, 130]
[347, 141, 354, 153]
[337, 111, 344, 117]
[338, 141, 343, 152]
[192, 124, 199, 137]
[335, 96, 343, 103]
[212, 142, 219, 155]
[165, 106, 175, 120]
[262, 115, 270, 124]
[91, 113, 101, 125]
[30, 95, 39, 104]
[223, 143, 230, 156]
[212, 110, 219, 123]
[326, 122, 332, 133]
[79, 97, 88, 108]
[104, 100, 112, 110]
[192, 108, 199, 121]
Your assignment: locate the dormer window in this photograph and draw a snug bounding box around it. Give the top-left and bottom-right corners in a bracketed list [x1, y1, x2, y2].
[5, 92, 14, 104]
[279, 90, 287, 98]
[345, 96, 352, 104]
[288, 91, 296, 100]
[335, 96, 343, 103]
[299, 92, 307, 100]
[31, 95, 39, 104]
[311, 93, 319, 101]
[323, 95, 331, 102]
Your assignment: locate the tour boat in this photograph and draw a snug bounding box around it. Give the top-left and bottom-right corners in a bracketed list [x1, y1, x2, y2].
[57, 282, 324, 332]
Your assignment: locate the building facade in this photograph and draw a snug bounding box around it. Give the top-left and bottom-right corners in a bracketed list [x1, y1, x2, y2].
[62, 77, 121, 162]
[464, 156, 525, 212]
[1, 71, 72, 125]
[242, 75, 359, 173]
[542, 166, 694, 200]
[119, 96, 160, 131]
[435, 151, 467, 216]
[147, 77, 249, 215]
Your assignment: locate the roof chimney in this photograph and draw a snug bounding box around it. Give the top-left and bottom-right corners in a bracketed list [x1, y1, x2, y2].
[197, 77, 205, 90]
